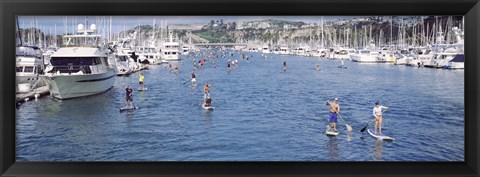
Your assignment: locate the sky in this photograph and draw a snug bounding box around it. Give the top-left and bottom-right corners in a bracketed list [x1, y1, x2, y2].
[17, 16, 363, 35]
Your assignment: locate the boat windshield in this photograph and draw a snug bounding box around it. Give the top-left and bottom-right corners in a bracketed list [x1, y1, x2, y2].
[338, 50, 348, 55]
[400, 50, 410, 54]
[118, 56, 128, 61]
[63, 35, 101, 47]
[165, 45, 179, 49]
[16, 46, 41, 57]
[50, 57, 102, 66]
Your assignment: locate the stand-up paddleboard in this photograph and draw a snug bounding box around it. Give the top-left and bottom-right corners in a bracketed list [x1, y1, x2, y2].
[367, 129, 395, 141]
[191, 78, 197, 86]
[326, 128, 340, 136]
[119, 106, 140, 112]
[202, 103, 215, 110]
[337, 66, 347, 69]
[138, 87, 148, 91]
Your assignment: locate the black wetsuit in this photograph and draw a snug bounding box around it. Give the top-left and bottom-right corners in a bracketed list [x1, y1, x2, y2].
[126, 87, 133, 101]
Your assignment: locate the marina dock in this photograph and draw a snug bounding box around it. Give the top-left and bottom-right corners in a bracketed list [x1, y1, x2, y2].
[16, 86, 50, 103]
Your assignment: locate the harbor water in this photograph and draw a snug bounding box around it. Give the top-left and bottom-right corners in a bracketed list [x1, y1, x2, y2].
[16, 52, 464, 161]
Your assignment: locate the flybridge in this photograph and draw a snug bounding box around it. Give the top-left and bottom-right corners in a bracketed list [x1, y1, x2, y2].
[62, 24, 102, 48]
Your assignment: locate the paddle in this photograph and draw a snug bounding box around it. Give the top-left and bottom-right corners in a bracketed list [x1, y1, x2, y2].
[337, 114, 353, 132]
[360, 108, 388, 132]
[360, 119, 375, 133]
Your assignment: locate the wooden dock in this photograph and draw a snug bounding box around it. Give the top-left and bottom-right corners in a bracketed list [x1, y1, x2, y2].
[16, 86, 50, 103]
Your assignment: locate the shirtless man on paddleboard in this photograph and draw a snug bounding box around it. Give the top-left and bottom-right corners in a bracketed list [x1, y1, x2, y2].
[326, 98, 340, 131]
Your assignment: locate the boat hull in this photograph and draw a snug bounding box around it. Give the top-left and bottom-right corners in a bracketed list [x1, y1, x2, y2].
[43, 70, 116, 99]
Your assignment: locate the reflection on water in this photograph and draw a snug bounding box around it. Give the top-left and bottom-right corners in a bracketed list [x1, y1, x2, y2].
[327, 136, 339, 160]
[372, 139, 384, 160]
[346, 132, 353, 142]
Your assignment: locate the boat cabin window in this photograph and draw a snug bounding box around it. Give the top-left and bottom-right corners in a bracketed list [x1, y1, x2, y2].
[51, 57, 104, 66]
[23, 66, 34, 73]
[400, 50, 410, 54]
[119, 56, 128, 61]
[360, 50, 370, 54]
[17, 67, 24, 72]
[395, 53, 404, 59]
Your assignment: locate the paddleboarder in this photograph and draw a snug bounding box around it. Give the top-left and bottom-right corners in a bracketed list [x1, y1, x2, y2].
[139, 73, 145, 90]
[191, 71, 196, 84]
[326, 98, 341, 131]
[204, 83, 211, 105]
[373, 101, 389, 135]
[125, 85, 134, 109]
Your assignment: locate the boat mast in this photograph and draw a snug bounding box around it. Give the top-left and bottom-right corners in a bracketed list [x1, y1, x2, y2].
[16, 16, 23, 46]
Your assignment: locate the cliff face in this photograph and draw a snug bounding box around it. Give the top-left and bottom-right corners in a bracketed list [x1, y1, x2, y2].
[113, 16, 465, 46]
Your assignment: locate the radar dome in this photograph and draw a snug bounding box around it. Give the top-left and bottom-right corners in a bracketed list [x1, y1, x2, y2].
[77, 24, 84, 31]
[90, 24, 96, 30]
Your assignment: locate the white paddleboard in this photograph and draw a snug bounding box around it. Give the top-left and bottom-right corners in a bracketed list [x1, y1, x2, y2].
[326, 128, 340, 136]
[367, 129, 395, 141]
[119, 107, 140, 112]
[202, 103, 215, 110]
[138, 87, 148, 91]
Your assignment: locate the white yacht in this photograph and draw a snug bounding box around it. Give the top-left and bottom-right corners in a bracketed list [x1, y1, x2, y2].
[292, 46, 309, 56]
[406, 48, 434, 67]
[160, 31, 180, 61]
[42, 24, 116, 99]
[16, 46, 45, 93]
[350, 50, 378, 63]
[309, 49, 327, 58]
[272, 48, 280, 55]
[424, 52, 458, 68]
[261, 46, 271, 54]
[42, 45, 58, 66]
[331, 49, 355, 60]
[446, 54, 464, 69]
[375, 48, 396, 63]
[113, 50, 132, 76]
[136, 46, 162, 65]
[248, 48, 258, 52]
[394, 50, 414, 65]
[109, 40, 132, 75]
[181, 46, 190, 55]
[278, 46, 290, 55]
